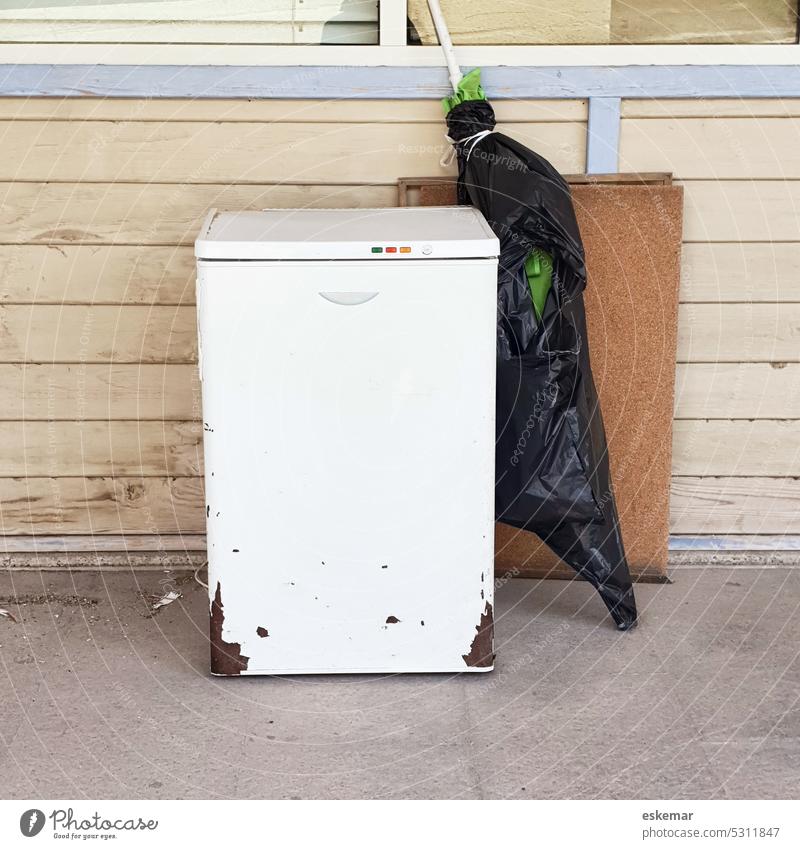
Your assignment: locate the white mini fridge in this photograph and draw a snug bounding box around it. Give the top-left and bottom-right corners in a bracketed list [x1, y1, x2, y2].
[195, 206, 499, 675]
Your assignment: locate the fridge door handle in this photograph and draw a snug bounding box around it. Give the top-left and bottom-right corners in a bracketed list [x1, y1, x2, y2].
[319, 292, 379, 306]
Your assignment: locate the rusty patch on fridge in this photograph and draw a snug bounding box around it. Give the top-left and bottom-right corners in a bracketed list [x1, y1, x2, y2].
[256, 626, 269, 638]
[462, 602, 494, 668]
[210, 581, 249, 675]
[385, 615, 400, 624]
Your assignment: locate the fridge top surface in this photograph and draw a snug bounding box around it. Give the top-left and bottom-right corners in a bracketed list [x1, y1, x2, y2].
[195, 206, 500, 260]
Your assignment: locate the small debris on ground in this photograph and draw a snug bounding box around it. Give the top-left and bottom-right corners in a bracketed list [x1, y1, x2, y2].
[150, 590, 182, 612]
[0, 607, 18, 623]
[0, 593, 97, 607]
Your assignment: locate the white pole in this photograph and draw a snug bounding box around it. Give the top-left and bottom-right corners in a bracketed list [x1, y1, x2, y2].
[426, 0, 462, 93]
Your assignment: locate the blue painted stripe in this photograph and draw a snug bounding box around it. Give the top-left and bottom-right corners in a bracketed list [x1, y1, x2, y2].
[2, 64, 800, 99]
[669, 536, 800, 551]
[586, 97, 620, 174]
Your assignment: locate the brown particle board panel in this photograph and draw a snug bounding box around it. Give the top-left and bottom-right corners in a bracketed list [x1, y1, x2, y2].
[401, 174, 683, 580]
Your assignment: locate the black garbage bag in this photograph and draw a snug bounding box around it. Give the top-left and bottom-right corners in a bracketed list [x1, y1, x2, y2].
[445, 94, 638, 630]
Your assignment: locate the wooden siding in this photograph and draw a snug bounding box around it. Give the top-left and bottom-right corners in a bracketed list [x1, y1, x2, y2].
[0, 95, 797, 549]
[0, 97, 586, 547]
[619, 98, 800, 539]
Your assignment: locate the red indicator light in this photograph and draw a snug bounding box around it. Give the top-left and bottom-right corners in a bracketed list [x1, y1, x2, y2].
[385, 246, 397, 253]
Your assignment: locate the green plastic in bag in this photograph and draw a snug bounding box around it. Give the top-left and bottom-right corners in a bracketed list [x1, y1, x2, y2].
[442, 68, 486, 115]
[524, 247, 553, 321]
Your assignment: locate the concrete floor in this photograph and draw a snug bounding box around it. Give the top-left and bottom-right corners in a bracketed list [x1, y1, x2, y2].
[0, 567, 798, 800]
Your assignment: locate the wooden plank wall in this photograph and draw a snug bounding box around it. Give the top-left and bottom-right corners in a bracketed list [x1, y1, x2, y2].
[0, 96, 797, 550]
[619, 98, 800, 539]
[0, 97, 585, 540]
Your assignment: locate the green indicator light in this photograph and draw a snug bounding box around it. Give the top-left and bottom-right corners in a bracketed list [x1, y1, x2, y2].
[371, 246, 383, 253]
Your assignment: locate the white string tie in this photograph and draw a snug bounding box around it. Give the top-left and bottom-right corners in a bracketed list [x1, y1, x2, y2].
[439, 129, 494, 168]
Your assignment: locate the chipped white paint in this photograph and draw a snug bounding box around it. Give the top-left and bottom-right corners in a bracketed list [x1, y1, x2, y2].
[196, 207, 498, 674]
